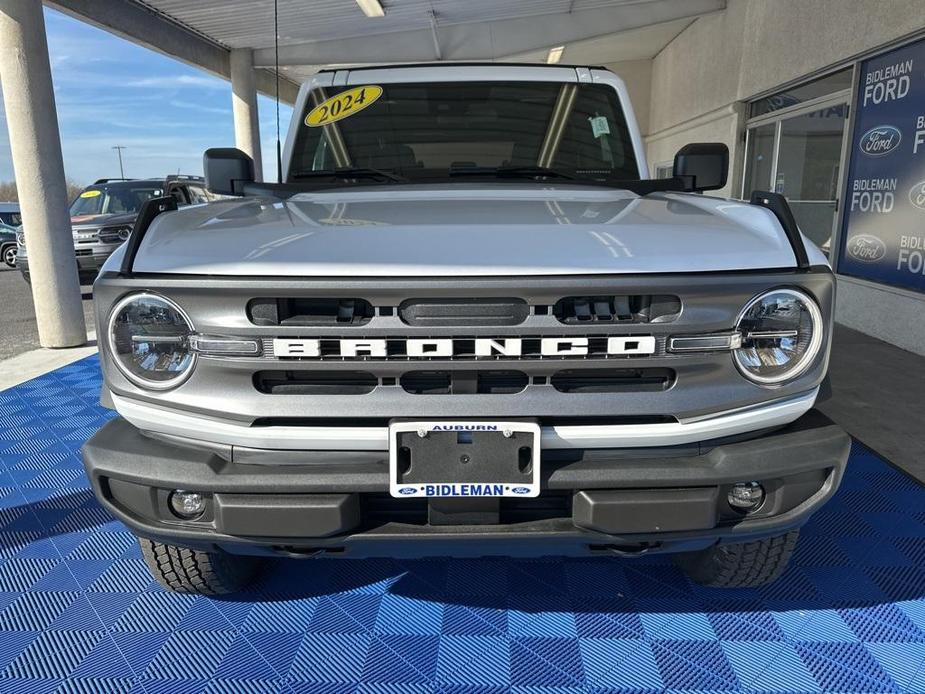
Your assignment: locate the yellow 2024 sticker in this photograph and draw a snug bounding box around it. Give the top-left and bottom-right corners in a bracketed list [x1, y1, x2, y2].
[79, 190, 101, 198]
[305, 85, 383, 127]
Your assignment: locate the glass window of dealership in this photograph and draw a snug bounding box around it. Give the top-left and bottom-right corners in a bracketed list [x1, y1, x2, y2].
[741, 34, 925, 298]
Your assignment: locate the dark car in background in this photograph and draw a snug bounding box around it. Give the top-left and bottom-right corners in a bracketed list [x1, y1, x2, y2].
[17, 176, 210, 283]
[0, 202, 22, 268]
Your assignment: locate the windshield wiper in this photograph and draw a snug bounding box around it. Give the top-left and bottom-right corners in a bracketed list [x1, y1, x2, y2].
[291, 167, 408, 183]
[448, 165, 576, 180]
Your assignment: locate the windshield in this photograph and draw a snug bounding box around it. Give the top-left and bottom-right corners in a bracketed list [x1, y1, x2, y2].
[69, 183, 164, 217]
[289, 81, 639, 183]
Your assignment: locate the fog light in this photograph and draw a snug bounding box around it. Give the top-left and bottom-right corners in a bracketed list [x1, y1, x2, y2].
[728, 482, 765, 512]
[169, 490, 205, 519]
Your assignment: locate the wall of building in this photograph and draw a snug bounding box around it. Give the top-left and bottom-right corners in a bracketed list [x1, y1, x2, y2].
[649, 0, 925, 135]
[644, 0, 925, 355]
[604, 59, 653, 136]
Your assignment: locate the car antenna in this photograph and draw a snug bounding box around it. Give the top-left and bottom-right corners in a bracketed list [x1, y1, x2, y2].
[274, 0, 282, 184]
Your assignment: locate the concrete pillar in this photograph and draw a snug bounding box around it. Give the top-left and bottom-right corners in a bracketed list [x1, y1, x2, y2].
[230, 48, 263, 181]
[0, 0, 86, 348]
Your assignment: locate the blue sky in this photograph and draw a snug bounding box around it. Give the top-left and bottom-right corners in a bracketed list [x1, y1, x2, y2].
[0, 7, 293, 185]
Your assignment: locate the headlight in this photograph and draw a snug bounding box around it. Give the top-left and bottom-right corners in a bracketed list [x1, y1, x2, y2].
[734, 288, 823, 385]
[16, 232, 25, 247]
[107, 293, 195, 389]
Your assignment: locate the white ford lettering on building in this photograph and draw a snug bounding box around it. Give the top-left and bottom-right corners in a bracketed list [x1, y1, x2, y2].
[81, 63, 850, 595]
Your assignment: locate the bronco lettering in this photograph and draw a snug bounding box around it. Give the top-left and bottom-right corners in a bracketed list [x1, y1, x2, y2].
[273, 336, 658, 359]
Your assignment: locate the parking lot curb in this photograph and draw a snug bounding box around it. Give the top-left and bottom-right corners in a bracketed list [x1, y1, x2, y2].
[0, 330, 97, 391]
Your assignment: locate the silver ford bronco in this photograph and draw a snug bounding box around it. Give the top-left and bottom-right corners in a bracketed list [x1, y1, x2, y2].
[82, 64, 850, 594]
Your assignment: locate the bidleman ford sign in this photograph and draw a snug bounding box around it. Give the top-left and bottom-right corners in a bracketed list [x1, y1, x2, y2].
[839, 37, 925, 293]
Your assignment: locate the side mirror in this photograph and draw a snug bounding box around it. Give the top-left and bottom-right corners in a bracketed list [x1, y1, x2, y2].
[203, 147, 254, 196]
[673, 142, 728, 192]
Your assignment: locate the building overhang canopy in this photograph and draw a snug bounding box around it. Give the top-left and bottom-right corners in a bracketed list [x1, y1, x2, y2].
[46, 0, 725, 99]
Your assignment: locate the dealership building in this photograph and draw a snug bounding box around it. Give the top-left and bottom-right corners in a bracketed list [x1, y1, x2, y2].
[605, 0, 925, 355]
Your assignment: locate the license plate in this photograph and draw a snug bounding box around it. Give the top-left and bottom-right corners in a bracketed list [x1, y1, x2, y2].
[388, 421, 541, 498]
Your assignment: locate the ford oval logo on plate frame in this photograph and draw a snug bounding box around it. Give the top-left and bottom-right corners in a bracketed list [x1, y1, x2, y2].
[859, 125, 902, 157]
[846, 234, 887, 263]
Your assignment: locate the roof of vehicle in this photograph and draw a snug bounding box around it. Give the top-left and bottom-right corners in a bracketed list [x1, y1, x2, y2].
[85, 176, 203, 188]
[316, 61, 608, 74]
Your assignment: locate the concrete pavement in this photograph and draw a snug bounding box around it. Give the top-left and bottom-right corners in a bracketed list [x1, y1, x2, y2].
[0, 264, 95, 362]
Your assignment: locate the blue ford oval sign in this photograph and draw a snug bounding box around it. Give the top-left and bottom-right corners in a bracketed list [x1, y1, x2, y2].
[859, 125, 902, 156]
[510, 486, 532, 495]
[398, 487, 418, 495]
[846, 234, 887, 263]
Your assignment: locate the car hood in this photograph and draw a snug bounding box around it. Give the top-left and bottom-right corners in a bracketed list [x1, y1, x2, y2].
[71, 212, 137, 228]
[131, 184, 808, 277]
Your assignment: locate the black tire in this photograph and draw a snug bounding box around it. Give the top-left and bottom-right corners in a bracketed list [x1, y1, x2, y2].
[1, 244, 15, 268]
[675, 531, 799, 588]
[139, 538, 261, 595]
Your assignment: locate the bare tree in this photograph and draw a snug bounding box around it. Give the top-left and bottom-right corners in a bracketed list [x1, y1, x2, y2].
[0, 180, 87, 204]
[0, 181, 17, 202]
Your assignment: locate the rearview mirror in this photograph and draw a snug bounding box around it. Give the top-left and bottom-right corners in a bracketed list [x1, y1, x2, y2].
[203, 147, 254, 196]
[673, 142, 728, 192]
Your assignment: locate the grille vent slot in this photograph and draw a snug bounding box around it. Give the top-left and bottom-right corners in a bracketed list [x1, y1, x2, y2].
[401, 370, 529, 395]
[400, 298, 528, 326]
[400, 371, 450, 395]
[248, 298, 374, 326]
[551, 368, 674, 393]
[254, 370, 377, 395]
[554, 295, 680, 324]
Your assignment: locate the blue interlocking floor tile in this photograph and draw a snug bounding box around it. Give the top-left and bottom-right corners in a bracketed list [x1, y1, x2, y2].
[0, 354, 924, 692]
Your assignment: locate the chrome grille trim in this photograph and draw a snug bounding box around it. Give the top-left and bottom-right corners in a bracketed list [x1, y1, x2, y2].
[111, 388, 820, 451]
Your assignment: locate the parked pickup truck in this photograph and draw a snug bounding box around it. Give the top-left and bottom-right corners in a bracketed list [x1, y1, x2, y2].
[82, 64, 850, 595]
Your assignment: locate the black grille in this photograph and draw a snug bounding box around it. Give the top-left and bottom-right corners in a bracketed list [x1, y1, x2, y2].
[554, 295, 681, 324]
[254, 370, 378, 395]
[98, 226, 131, 244]
[249, 298, 375, 326]
[400, 298, 529, 326]
[401, 370, 529, 395]
[551, 368, 674, 393]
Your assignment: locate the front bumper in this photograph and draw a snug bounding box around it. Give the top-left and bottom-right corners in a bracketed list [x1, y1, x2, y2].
[82, 410, 850, 558]
[17, 246, 115, 279]
[75, 252, 112, 274]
